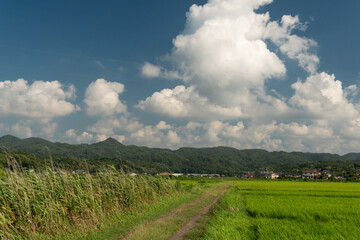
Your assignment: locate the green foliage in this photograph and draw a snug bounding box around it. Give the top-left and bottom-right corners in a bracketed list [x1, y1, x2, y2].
[0, 135, 189, 174]
[0, 166, 180, 239]
[0, 168, 5, 178]
[1, 135, 360, 174]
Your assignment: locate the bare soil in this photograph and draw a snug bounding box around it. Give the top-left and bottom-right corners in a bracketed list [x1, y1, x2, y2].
[120, 183, 230, 240]
[168, 183, 230, 240]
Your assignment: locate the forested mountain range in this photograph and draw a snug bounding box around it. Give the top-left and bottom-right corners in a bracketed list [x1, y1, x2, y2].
[0, 134, 359, 175]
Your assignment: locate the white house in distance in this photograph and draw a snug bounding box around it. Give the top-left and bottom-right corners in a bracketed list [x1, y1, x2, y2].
[302, 170, 321, 179]
[270, 173, 279, 179]
[172, 173, 183, 177]
[259, 171, 279, 179]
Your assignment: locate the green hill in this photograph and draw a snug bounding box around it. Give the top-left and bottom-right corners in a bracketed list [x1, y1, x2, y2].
[0, 135, 189, 173]
[343, 153, 360, 161]
[0, 135, 359, 174]
[175, 147, 347, 173]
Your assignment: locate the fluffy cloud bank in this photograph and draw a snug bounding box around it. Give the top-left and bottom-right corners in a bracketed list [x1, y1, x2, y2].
[85, 116, 182, 148]
[0, 79, 78, 119]
[139, 0, 316, 118]
[79, 117, 360, 154]
[290, 72, 358, 120]
[133, 0, 360, 154]
[137, 85, 245, 120]
[0, 79, 78, 139]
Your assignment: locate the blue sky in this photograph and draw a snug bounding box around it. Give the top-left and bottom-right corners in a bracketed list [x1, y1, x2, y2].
[0, 0, 359, 154]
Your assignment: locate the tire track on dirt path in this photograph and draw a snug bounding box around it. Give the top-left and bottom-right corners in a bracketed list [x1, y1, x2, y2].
[168, 182, 231, 240]
[120, 182, 231, 240]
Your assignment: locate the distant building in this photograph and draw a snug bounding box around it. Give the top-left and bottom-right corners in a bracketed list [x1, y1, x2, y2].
[75, 170, 85, 175]
[322, 170, 332, 179]
[239, 171, 255, 178]
[302, 170, 321, 179]
[172, 173, 183, 177]
[159, 172, 171, 176]
[186, 173, 220, 177]
[244, 173, 256, 178]
[282, 173, 301, 178]
[335, 176, 345, 180]
[188, 173, 204, 177]
[270, 173, 279, 179]
[187, 173, 197, 177]
[259, 171, 270, 178]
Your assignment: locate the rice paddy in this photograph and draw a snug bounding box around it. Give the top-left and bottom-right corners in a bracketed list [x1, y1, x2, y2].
[198, 181, 360, 240]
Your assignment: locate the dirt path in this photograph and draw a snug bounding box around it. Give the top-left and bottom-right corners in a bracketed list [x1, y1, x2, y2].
[120, 182, 230, 240]
[168, 183, 230, 240]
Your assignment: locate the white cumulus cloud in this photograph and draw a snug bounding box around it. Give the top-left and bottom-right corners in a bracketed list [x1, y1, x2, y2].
[137, 85, 245, 120]
[141, 62, 161, 78]
[84, 79, 127, 116]
[64, 129, 94, 143]
[141, 62, 180, 80]
[290, 72, 358, 119]
[138, 0, 311, 120]
[130, 0, 360, 154]
[0, 79, 78, 119]
[11, 122, 33, 138]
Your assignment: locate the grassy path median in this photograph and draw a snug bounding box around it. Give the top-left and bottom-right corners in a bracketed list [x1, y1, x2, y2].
[118, 182, 230, 240]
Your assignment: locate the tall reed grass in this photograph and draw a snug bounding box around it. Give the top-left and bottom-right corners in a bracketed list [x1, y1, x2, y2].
[0, 159, 180, 239]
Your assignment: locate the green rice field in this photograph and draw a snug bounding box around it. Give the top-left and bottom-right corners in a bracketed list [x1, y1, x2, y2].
[200, 181, 360, 240]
